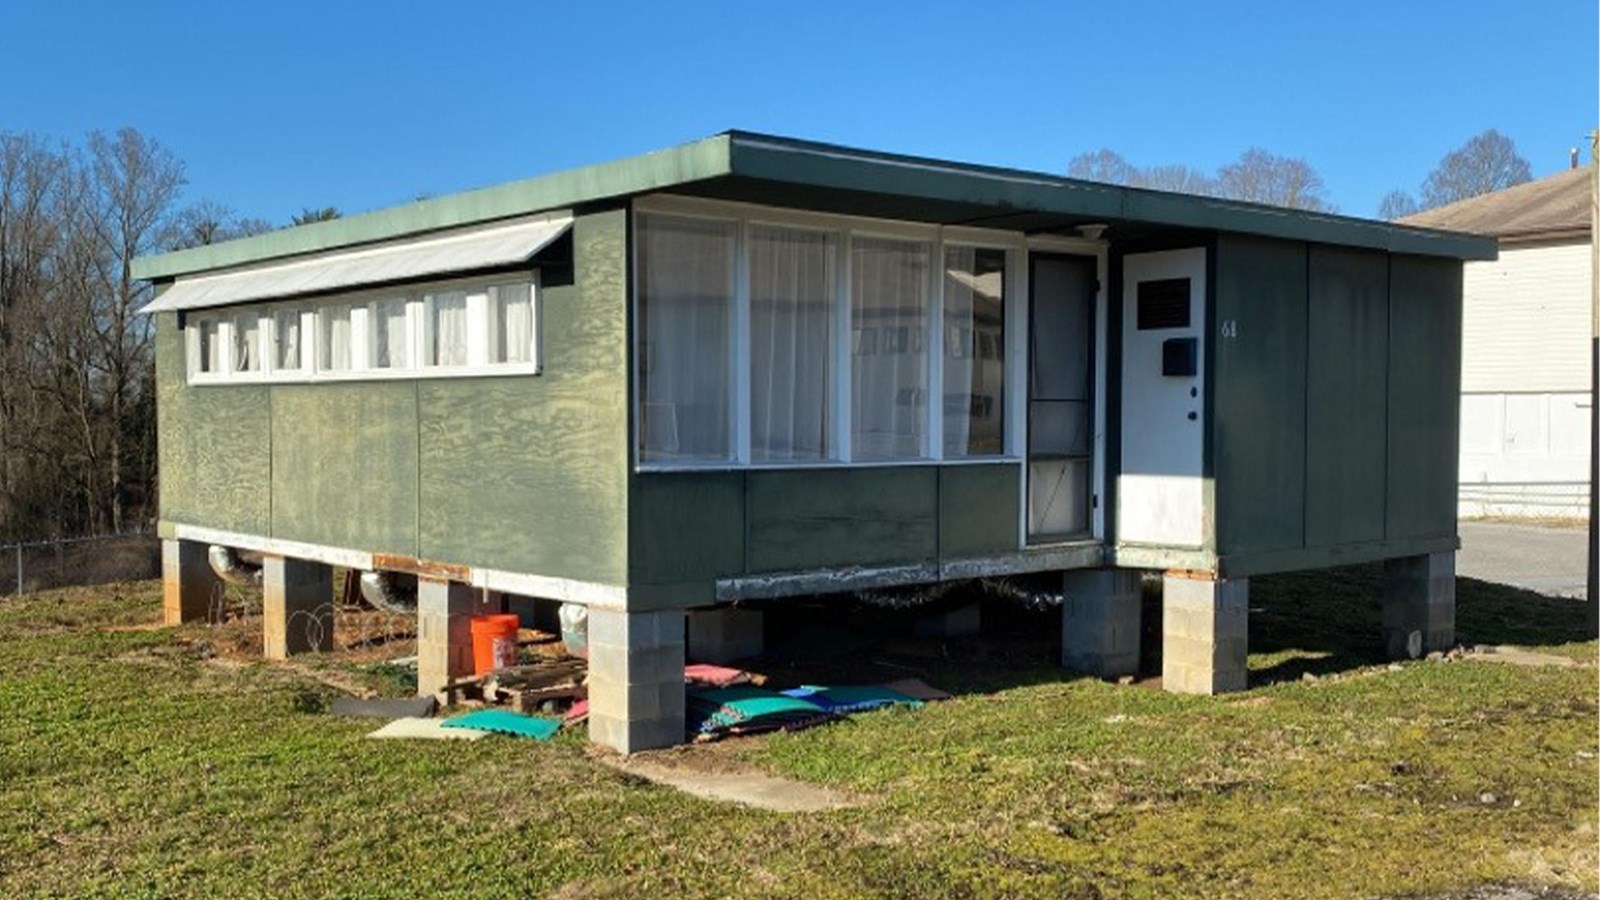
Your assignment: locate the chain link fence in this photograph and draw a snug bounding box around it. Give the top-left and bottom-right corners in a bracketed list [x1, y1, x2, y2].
[2, 531, 160, 596]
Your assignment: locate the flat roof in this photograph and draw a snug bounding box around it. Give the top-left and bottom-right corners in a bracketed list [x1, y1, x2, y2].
[133, 131, 1497, 281]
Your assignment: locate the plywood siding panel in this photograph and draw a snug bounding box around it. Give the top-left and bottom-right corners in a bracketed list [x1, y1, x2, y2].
[155, 312, 272, 535]
[1212, 235, 1308, 554]
[1461, 241, 1592, 393]
[745, 468, 938, 573]
[1387, 255, 1463, 540]
[1305, 246, 1389, 546]
[418, 211, 630, 584]
[270, 382, 418, 555]
[939, 464, 1021, 558]
[629, 472, 746, 585]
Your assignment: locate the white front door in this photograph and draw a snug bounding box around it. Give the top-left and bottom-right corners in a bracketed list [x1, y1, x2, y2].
[1118, 248, 1206, 547]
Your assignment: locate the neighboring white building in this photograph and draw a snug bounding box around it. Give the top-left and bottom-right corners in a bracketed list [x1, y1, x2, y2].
[1404, 166, 1594, 520]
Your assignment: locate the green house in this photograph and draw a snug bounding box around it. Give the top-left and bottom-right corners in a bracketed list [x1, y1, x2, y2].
[134, 132, 1494, 752]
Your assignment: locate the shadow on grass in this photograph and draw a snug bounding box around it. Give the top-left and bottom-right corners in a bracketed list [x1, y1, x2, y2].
[698, 564, 1593, 698]
[1247, 563, 1593, 685]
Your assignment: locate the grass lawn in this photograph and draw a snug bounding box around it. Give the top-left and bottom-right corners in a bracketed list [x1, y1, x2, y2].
[0, 567, 1594, 898]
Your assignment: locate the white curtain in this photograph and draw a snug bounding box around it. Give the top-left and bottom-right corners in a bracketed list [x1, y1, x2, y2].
[372, 298, 408, 369]
[198, 318, 220, 373]
[750, 225, 832, 461]
[942, 247, 1005, 457]
[427, 292, 468, 366]
[275, 309, 301, 370]
[320, 304, 352, 371]
[491, 282, 534, 364]
[232, 313, 259, 372]
[851, 237, 930, 460]
[638, 214, 735, 461]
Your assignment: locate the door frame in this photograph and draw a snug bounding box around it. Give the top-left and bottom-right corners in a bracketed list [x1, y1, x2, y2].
[1020, 241, 1109, 547]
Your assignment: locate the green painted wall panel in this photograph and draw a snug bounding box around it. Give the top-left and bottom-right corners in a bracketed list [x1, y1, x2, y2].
[1385, 255, 1462, 540]
[154, 312, 272, 535]
[629, 471, 746, 585]
[745, 467, 938, 573]
[1212, 235, 1308, 555]
[938, 464, 1021, 558]
[1305, 246, 1389, 546]
[418, 210, 631, 584]
[270, 382, 418, 555]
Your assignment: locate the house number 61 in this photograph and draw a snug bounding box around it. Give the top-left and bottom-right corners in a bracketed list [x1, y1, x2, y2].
[1220, 319, 1239, 339]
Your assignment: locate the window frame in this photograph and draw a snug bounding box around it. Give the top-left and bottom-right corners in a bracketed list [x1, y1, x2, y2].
[183, 270, 542, 385]
[631, 195, 1049, 472]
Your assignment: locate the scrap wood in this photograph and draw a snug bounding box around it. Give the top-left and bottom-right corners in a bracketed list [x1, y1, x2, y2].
[505, 683, 586, 714]
[487, 659, 586, 689]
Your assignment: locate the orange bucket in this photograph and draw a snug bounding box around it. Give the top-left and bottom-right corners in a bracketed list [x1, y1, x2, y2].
[470, 614, 521, 675]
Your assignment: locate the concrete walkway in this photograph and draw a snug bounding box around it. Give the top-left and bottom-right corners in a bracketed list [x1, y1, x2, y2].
[1458, 520, 1591, 599]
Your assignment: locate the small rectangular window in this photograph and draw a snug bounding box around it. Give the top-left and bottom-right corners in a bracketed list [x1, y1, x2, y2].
[1136, 278, 1191, 330]
[195, 317, 221, 375]
[319, 303, 353, 371]
[369, 297, 409, 369]
[423, 291, 469, 367]
[232, 313, 260, 373]
[273, 309, 302, 371]
[487, 281, 535, 365]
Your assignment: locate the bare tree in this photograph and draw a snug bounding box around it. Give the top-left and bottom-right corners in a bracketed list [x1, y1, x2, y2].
[171, 199, 274, 250]
[290, 206, 341, 226]
[83, 128, 186, 531]
[1216, 148, 1333, 211]
[1377, 190, 1421, 221]
[1069, 145, 1330, 210]
[1068, 149, 1138, 186]
[1419, 129, 1532, 209]
[1137, 164, 1218, 197]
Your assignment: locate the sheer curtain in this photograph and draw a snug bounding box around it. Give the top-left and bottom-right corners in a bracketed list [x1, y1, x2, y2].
[942, 247, 1005, 457]
[232, 313, 259, 372]
[371, 297, 408, 369]
[749, 225, 832, 461]
[638, 214, 735, 462]
[851, 237, 930, 460]
[426, 291, 468, 366]
[490, 282, 534, 364]
[274, 309, 301, 371]
[197, 318, 220, 373]
[320, 304, 352, 370]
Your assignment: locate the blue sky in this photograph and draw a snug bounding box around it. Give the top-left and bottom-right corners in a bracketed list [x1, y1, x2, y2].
[2, 1, 1594, 222]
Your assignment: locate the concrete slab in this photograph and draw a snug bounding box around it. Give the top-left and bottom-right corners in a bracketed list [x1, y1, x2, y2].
[604, 757, 864, 812]
[1458, 520, 1589, 599]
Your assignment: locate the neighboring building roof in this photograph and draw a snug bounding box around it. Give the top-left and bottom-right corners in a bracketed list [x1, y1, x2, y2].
[1400, 166, 1594, 244]
[133, 131, 1496, 282]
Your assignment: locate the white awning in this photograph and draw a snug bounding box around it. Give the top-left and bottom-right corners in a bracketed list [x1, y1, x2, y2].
[140, 212, 572, 314]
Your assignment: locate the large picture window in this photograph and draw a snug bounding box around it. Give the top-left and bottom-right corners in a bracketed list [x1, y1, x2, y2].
[632, 202, 1043, 471]
[637, 214, 736, 462]
[749, 225, 834, 462]
[851, 237, 931, 461]
[943, 247, 1006, 457]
